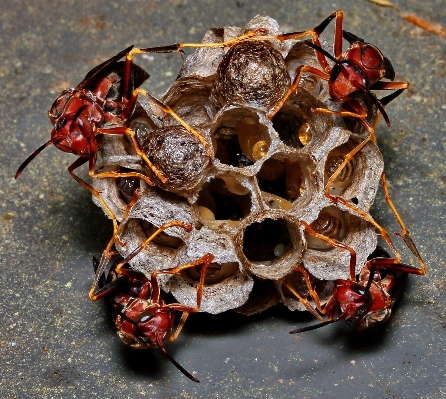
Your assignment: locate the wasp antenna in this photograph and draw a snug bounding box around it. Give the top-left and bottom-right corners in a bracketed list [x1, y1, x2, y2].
[156, 336, 200, 383]
[369, 94, 391, 127]
[342, 30, 365, 44]
[289, 319, 338, 334]
[303, 40, 338, 63]
[15, 137, 62, 179]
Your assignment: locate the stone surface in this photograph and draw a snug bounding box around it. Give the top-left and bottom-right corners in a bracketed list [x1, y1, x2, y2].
[1, 1, 444, 397]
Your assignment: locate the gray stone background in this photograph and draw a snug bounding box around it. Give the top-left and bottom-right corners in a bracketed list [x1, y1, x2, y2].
[1, 0, 444, 397]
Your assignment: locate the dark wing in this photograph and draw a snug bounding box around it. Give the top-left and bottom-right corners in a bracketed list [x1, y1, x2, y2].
[77, 45, 134, 90]
[102, 61, 150, 104]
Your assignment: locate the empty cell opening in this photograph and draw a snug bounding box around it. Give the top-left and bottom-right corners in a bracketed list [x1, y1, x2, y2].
[305, 206, 348, 251]
[214, 131, 254, 167]
[182, 261, 240, 285]
[212, 109, 271, 167]
[197, 178, 251, 224]
[243, 218, 292, 262]
[140, 220, 184, 249]
[257, 158, 306, 208]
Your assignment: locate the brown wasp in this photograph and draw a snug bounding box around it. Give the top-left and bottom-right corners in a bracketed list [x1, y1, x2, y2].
[280, 190, 426, 332]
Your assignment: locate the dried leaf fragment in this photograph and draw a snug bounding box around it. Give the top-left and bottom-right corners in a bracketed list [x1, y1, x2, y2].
[368, 0, 446, 37]
[368, 0, 399, 8]
[403, 14, 446, 37]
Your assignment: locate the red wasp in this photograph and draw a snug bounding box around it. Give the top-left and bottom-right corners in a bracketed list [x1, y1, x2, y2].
[14, 46, 149, 243]
[277, 12, 422, 268]
[92, 252, 214, 382]
[268, 10, 409, 128]
[15, 46, 212, 244]
[281, 219, 426, 332]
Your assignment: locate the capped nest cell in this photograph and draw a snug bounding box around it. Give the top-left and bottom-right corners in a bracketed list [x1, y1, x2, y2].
[92, 14, 383, 315]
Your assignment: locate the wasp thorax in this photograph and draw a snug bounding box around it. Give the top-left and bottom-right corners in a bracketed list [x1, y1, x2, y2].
[213, 41, 291, 110]
[142, 126, 211, 192]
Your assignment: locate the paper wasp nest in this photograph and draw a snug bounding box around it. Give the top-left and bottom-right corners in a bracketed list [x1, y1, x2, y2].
[92, 15, 382, 314]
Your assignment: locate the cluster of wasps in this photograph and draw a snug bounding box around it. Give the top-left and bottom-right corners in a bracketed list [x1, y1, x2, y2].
[16, 11, 426, 382]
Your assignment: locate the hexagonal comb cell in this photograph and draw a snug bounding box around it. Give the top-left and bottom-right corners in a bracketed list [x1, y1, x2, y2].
[117, 218, 187, 273]
[162, 76, 216, 127]
[165, 258, 254, 314]
[324, 135, 383, 209]
[163, 227, 254, 314]
[278, 268, 335, 312]
[305, 206, 348, 251]
[211, 107, 272, 168]
[235, 211, 304, 280]
[196, 177, 252, 230]
[90, 15, 384, 315]
[257, 155, 312, 210]
[271, 90, 334, 152]
[303, 206, 377, 281]
[243, 218, 293, 262]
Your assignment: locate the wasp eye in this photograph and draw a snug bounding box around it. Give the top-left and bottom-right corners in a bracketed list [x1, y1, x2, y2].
[49, 90, 72, 120]
[56, 118, 67, 130]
